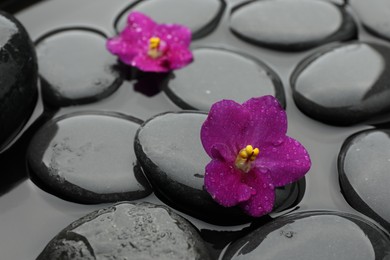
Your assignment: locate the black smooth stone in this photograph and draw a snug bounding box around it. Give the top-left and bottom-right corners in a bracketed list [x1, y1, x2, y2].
[229, 0, 357, 51]
[291, 41, 390, 126]
[134, 111, 305, 225]
[27, 111, 152, 204]
[164, 48, 285, 111]
[221, 211, 390, 260]
[0, 12, 37, 151]
[115, 0, 225, 39]
[351, 0, 390, 42]
[35, 28, 122, 107]
[339, 129, 390, 230]
[37, 202, 212, 260]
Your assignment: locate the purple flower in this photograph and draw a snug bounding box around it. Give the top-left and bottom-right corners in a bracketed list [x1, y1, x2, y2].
[106, 12, 193, 72]
[201, 96, 311, 217]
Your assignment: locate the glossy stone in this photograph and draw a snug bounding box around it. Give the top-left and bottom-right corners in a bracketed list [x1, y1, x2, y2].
[27, 112, 151, 203]
[222, 211, 390, 260]
[36, 28, 122, 107]
[164, 48, 285, 111]
[37, 202, 212, 260]
[115, 0, 225, 39]
[291, 42, 390, 126]
[230, 0, 357, 51]
[351, 0, 390, 42]
[0, 12, 37, 151]
[339, 129, 390, 230]
[134, 112, 305, 225]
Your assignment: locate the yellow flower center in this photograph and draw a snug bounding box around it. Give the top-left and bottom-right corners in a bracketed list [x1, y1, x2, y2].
[235, 145, 260, 173]
[148, 37, 163, 59]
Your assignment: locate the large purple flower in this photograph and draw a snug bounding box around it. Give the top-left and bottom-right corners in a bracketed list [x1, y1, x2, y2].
[201, 96, 311, 217]
[107, 12, 193, 72]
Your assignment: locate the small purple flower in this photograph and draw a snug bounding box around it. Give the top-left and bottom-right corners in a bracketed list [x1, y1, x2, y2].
[106, 12, 193, 72]
[201, 96, 311, 217]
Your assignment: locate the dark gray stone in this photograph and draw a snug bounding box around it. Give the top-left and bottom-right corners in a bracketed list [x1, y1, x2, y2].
[164, 47, 285, 111]
[339, 129, 390, 230]
[351, 0, 390, 42]
[230, 0, 356, 51]
[291, 41, 390, 125]
[115, 0, 226, 39]
[27, 111, 152, 203]
[0, 12, 37, 151]
[37, 202, 212, 260]
[222, 211, 390, 260]
[35, 28, 122, 107]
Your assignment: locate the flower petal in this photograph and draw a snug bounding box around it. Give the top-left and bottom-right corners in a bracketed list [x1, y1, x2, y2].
[132, 54, 170, 72]
[106, 37, 138, 64]
[156, 24, 192, 47]
[256, 136, 311, 187]
[116, 12, 157, 50]
[156, 24, 193, 70]
[201, 100, 251, 161]
[240, 171, 275, 217]
[205, 160, 255, 207]
[107, 12, 158, 66]
[127, 11, 157, 38]
[242, 96, 287, 148]
[167, 47, 193, 70]
[209, 143, 232, 162]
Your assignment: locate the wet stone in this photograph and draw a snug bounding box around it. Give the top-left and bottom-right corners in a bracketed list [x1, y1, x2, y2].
[351, 0, 390, 42]
[339, 129, 390, 230]
[37, 202, 212, 260]
[27, 112, 152, 204]
[0, 12, 37, 151]
[221, 211, 390, 260]
[134, 112, 305, 225]
[115, 0, 225, 39]
[291, 42, 390, 126]
[35, 28, 122, 107]
[229, 0, 357, 51]
[164, 48, 285, 111]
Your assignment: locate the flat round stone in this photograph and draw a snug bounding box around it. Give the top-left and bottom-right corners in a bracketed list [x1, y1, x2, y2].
[291, 42, 390, 125]
[230, 0, 357, 51]
[134, 111, 305, 225]
[36, 28, 122, 107]
[221, 211, 390, 260]
[164, 48, 285, 111]
[351, 0, 390, 42]
[115, 0, 225, 39]
[27, 111, 151, 203]
[0, 12, 37, 151]
[37, 202, 212, 260]
[339, 129, 390, 230]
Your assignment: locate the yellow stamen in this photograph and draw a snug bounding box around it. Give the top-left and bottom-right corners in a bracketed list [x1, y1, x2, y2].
[239, 150, 248, 159]
[245, 145, 253, 155]
[235, 145, 260, 172]
[149, 37, 161, 49]
[148, 37, 163, 59]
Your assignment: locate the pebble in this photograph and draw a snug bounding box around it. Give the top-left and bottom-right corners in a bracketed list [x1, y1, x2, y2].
[221, 211, 390, 260]
[339, 128, 390, 230]
[164, 48, 285, 111]
[115, 0, 225, 39]
[0, 12, 38, 151]
[229, 0, 357, 51]
[291, 42, 390, 125]
[27, 111, 152, 203]
[37, 202, 212, 260]
[36, 28, 122, 107]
